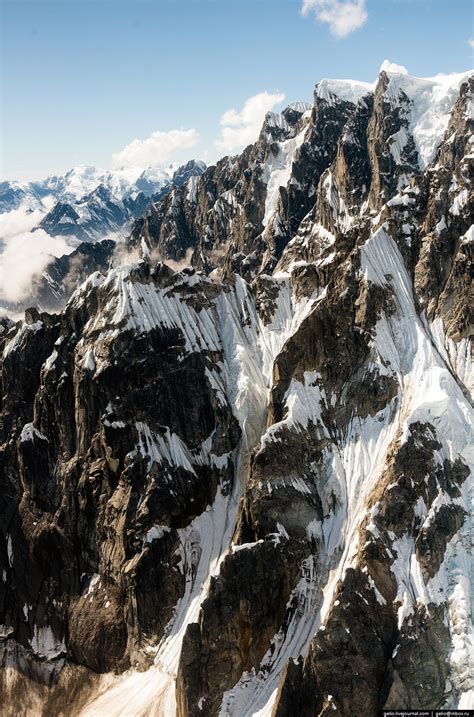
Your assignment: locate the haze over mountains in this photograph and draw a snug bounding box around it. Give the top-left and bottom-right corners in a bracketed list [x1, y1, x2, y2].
[0, 61, 472, 716]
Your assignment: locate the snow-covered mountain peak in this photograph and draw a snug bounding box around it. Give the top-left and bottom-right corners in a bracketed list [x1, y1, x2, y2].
[1, 160, 207, 215]
[287, 101, 312, 113]
[48, 164, 174, 202]
[311, 63, 472, 171]
[315, 77, 375, 105]
[380, 66, 472, 168]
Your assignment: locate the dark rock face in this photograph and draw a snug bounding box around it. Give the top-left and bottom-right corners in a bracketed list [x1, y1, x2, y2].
[272, 421, 469, 717]
[30, 239, 116, 312]
[128, 103, 328, 279]
[0, 67, 472, 716]
[0, 267, 242, 698]
[274, 567, 397, 717]
[383, 604, 451, 710]
[367, 71, 419, 209]
[39, 185, 158, 244]
[177, 541, 300, 717]
[415, 76, 474, 338]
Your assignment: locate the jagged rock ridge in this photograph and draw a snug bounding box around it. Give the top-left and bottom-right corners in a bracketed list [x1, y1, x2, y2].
[0, 63, 472, 716]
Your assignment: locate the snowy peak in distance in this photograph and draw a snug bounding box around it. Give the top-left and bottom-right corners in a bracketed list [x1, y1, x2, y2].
[0, 159, 207, 213]
[36, 159, 207, 244]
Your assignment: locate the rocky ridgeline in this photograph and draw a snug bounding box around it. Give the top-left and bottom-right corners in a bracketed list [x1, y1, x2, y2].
[0, 66, 472, 716]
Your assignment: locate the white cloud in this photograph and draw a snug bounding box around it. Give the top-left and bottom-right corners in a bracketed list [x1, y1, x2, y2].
[0, 206, 73, 304]
[0, 204, 45, 240]
[112, 128, 200, 169]
[468, 38, 474, 49]
[380, 59, 408, 75]
[215, 91, 285, 155]
[0, 229, 72, 304]
[301, 0, 368, 38]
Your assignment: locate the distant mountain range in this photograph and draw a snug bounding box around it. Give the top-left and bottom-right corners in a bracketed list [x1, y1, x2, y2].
[1, 161, 206, 212]
[0, 160, 206, 312]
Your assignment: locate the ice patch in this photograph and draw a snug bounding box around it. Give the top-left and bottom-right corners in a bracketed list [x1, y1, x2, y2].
[262, 123, 308, 228]
[29, 625, 65, 660]
[20, 422, 48, 443]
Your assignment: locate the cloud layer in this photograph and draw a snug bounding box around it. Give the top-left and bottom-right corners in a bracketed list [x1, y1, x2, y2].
[301, 0, 368, 38]
[112, 128, 200, 169]
[0, 206, 73, 305]
[215, 91, 285, 155]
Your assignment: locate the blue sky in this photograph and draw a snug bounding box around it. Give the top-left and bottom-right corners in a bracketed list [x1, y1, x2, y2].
[2, 0, 473, 181]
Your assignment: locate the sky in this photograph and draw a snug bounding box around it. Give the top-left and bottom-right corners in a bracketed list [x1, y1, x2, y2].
[1, 0, 473, 181]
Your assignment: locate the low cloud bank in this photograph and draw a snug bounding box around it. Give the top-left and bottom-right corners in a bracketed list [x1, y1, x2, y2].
[215, 91, 285, 155]
[0, 206, 73, 305]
